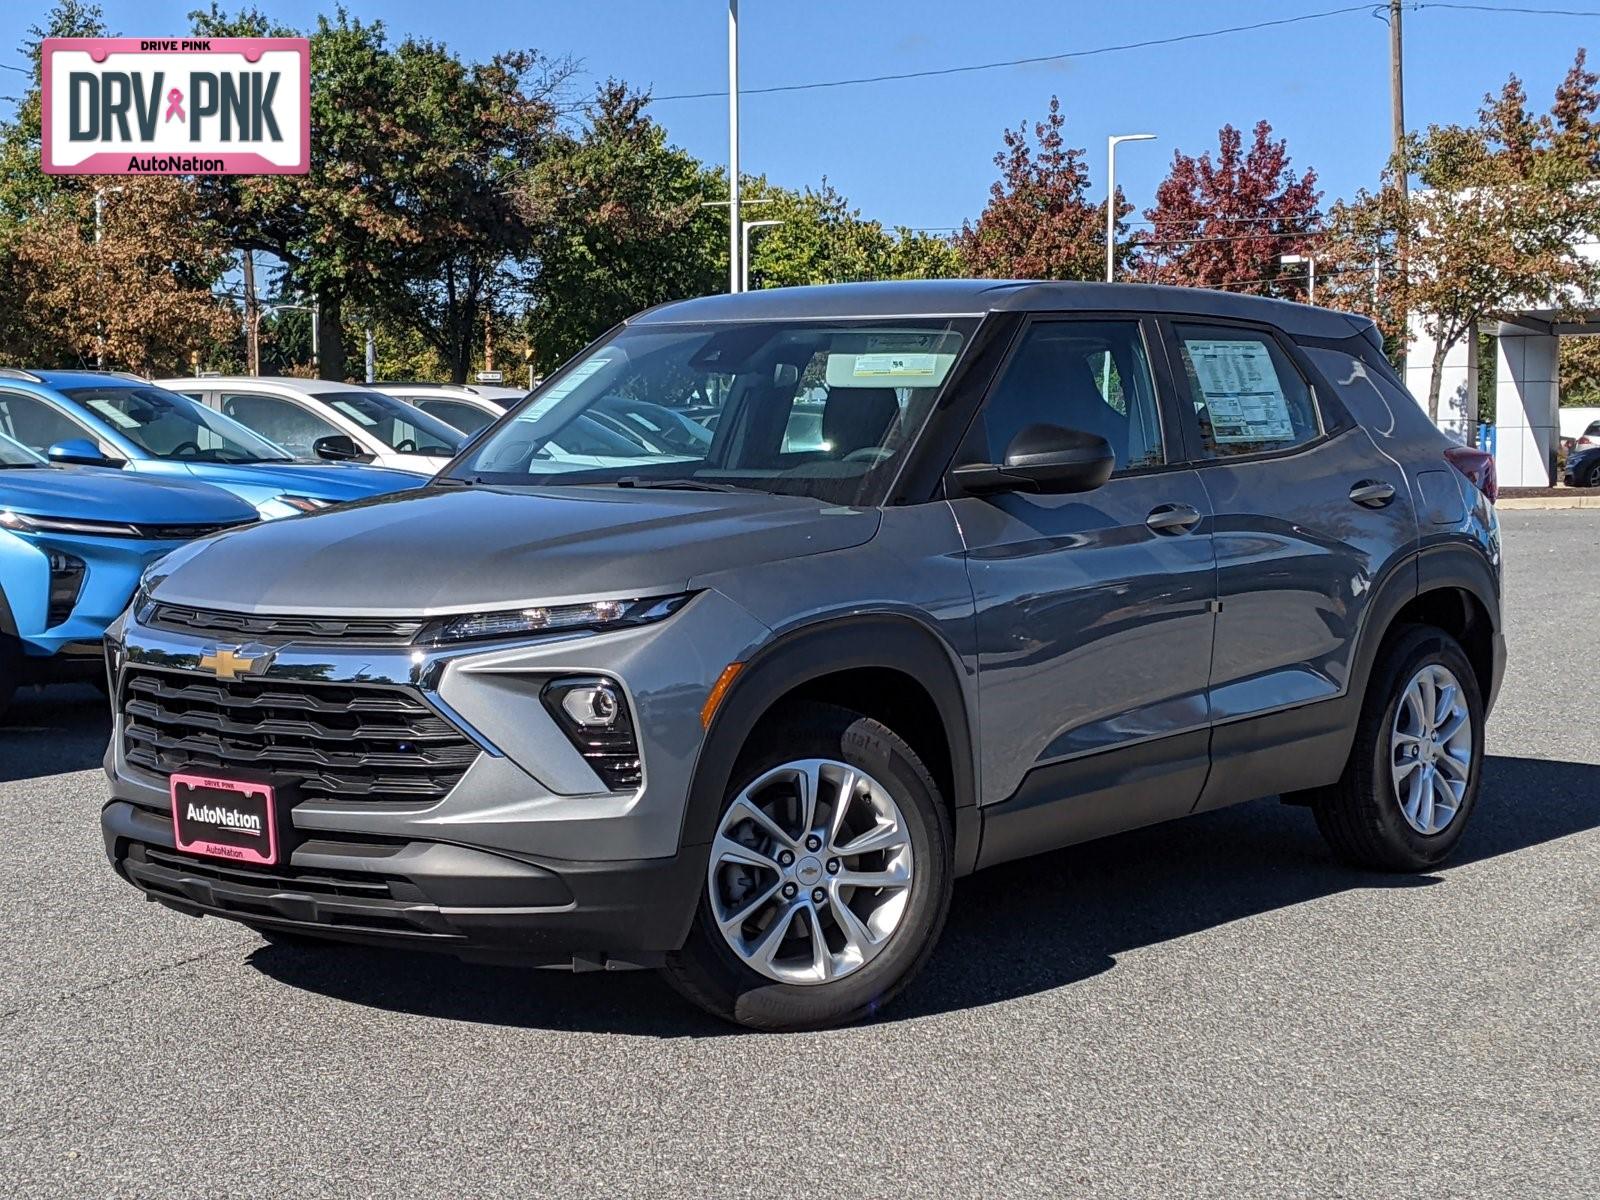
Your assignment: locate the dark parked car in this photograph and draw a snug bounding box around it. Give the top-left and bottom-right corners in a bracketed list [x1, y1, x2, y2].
[102, 281, 1502, 1031]
[1563, 442, 1600, 488]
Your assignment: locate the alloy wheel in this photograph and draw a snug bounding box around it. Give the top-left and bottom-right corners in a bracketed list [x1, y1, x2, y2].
[1390, 663, 1474, 835]
[707, 758, 915, 985]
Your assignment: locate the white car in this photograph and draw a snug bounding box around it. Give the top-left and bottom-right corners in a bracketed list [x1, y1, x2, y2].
[372, 383, 524, 437]
[372, 381, 684, 467]
[154, 376, 466, 476]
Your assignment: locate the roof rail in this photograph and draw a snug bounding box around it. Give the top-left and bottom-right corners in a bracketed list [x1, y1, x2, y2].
[0, 367, 43, 383]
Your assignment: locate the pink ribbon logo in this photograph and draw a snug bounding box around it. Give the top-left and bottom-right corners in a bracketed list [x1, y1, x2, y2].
[164, 88, 185, 123]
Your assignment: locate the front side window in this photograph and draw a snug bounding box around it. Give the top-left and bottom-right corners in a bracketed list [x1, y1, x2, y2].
[1174, 325, 1322, 458]
[0, 431, 46, 467]
[413, 398, 497, 435]
[220, 392, 344, 460]
[0, 391, 95, 455]
[449, 318, 976, 506]
[57, 386, 293, 463]
[976, 320, 1165, 473]
[311, 391, 463, 457]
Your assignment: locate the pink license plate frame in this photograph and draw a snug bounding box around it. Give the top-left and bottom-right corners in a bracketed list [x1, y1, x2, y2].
[169, 773, 278, 866]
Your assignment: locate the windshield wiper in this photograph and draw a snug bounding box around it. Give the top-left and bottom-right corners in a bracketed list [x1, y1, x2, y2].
[614, 476, 749, 493]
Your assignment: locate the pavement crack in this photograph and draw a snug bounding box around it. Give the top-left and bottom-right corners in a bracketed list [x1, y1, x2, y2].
[0, 937, 256, 1026]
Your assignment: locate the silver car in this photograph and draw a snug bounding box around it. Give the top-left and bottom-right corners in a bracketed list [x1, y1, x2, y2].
[102, 281, 1504, 1030]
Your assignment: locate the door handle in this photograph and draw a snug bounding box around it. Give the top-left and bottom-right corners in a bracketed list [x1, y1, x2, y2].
[1146, 503, 1202, 534]
[1349, 479, 1397, 508]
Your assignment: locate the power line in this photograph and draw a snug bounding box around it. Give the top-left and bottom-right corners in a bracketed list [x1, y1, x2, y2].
[651, 4, 1383, 101]
[1422, 3, 1600, 15]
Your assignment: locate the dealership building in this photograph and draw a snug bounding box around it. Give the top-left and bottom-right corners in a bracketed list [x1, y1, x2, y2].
[1408, 234, 1600, 487]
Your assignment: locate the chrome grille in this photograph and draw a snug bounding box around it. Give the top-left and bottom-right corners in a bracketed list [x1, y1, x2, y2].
[147, 603, 424, 645]
[121, 668, 477, 805]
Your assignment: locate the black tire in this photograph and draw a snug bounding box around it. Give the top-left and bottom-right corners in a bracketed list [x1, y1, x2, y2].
[1585, 461, 1600, 489]
[0, 631, 20, 724]
[662, 702, 953, 1032]
[1309, 625, 1485, 871]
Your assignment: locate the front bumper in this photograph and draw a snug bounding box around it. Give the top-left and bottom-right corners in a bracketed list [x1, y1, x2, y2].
[100, 589, 770, 963]
[102, 798, 704, 967]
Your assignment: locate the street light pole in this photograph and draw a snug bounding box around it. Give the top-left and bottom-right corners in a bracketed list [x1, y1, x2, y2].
[92, 185, 124, 368]
[727, 0, 741, 294]
[741, 219, 782, 292]
[1105, 134, 1155, 283]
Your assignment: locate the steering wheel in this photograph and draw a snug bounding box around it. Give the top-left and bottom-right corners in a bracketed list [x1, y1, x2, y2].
[843, 446, 895, 465]
[168, 440, 202, 458]
[394, 438, 418, 453]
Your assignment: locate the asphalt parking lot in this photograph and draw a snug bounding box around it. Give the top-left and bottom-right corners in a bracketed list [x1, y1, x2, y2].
[1, 509, 1596, 1199]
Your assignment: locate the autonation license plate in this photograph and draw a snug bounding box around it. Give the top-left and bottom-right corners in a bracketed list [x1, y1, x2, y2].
[170, 773, 279, 865]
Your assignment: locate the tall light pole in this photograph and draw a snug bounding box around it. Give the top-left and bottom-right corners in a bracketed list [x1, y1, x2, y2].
[1105, 133, 1155, 282]
[93, 185, 124, 368]
[741, 219, 782, 292]
[1280, 253, 1316, 304]
[727, 0, 741, 293]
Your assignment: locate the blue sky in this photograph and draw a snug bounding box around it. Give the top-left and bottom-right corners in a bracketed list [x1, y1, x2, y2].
[3, 1, 1595, 230]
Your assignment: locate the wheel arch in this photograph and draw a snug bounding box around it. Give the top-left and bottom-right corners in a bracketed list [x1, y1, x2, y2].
[679, 612, 980, 874]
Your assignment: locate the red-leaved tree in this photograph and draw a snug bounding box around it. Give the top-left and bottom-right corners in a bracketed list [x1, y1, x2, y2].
[1134, 120, 1322, 297]
[958, 96, 1126, 279]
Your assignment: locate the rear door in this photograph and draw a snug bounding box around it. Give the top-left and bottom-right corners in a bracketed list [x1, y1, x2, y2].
[951, 315, 1219, 864]
[1156, 318, 1415, 808]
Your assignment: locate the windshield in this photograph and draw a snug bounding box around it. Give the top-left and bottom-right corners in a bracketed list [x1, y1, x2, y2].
[448, 318, 975, 504]
[60, 386, 293, 463]
[312, 391, 465, 457]
[0, 432, 45, 468]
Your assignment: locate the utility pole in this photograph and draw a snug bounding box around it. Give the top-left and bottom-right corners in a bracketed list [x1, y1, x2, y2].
[1390, 0, 1408, 373]
[242, 251, 260, 376]
[727, 0, 741, 294]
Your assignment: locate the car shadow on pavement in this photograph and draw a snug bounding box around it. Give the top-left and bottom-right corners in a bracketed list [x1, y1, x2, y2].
[0, 685, 111, 781]
[247, 752, 1600, 1036]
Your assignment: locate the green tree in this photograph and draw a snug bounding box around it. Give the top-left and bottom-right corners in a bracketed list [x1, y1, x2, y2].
[1325, 55, 1600, 420]
[520, 82, 724, 373]
[190, 6, 565, 381]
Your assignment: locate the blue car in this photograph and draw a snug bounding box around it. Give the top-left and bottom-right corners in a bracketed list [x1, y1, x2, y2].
[0, 432, 256, 711]
[0, 369, 422, 517]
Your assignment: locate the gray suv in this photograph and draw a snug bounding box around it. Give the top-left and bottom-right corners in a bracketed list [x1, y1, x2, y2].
[101, 281, 1504, 1031]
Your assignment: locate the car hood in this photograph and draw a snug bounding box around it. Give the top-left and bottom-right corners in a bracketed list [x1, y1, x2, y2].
[0, 466, 256, 525]
[179, 460, 425, 500]
[152, 486, 881, 615]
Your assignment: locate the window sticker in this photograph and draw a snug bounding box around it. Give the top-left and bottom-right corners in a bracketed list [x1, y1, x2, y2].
[1184, 339, 1295, 443]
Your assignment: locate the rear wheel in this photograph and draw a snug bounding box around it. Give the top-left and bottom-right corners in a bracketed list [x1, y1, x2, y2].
[1310, 625, 1484, 871]
[663, 702, 952, 1031]
[1585, 460, 1600, 489]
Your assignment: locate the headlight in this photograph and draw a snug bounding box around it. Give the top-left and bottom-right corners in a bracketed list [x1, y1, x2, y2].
[0, 509, 140, 536]
[421, 594, 690, 646]
[255, 494, 331, 520]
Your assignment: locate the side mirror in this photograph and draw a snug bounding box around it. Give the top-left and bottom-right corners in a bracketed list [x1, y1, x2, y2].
[951, 423, 1116, 497]
[47, 438, 122, 468]
[311, 434, 364, 462]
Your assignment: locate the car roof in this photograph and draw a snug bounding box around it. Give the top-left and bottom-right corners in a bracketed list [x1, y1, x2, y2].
[630, 279, 1376, 341]
[26, 369, 152, 390]
[153, 375, 364, 395]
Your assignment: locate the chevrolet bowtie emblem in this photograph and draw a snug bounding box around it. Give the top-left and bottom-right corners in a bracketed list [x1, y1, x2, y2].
[197, 647, 259, 680]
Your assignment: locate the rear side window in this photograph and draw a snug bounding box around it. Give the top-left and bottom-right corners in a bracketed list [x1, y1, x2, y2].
[1174, 324, 1322, 458]
[979, 320, 1165, 473]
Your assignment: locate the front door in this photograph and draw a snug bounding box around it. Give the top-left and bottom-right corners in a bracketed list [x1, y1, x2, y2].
[949, 316, 1218, 866]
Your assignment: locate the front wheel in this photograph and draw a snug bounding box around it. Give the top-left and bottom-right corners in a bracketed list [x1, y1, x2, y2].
[1585, 460, 1600, 489]
[1310, 625, 1485, 871]
[663, 702, 952, 1031]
